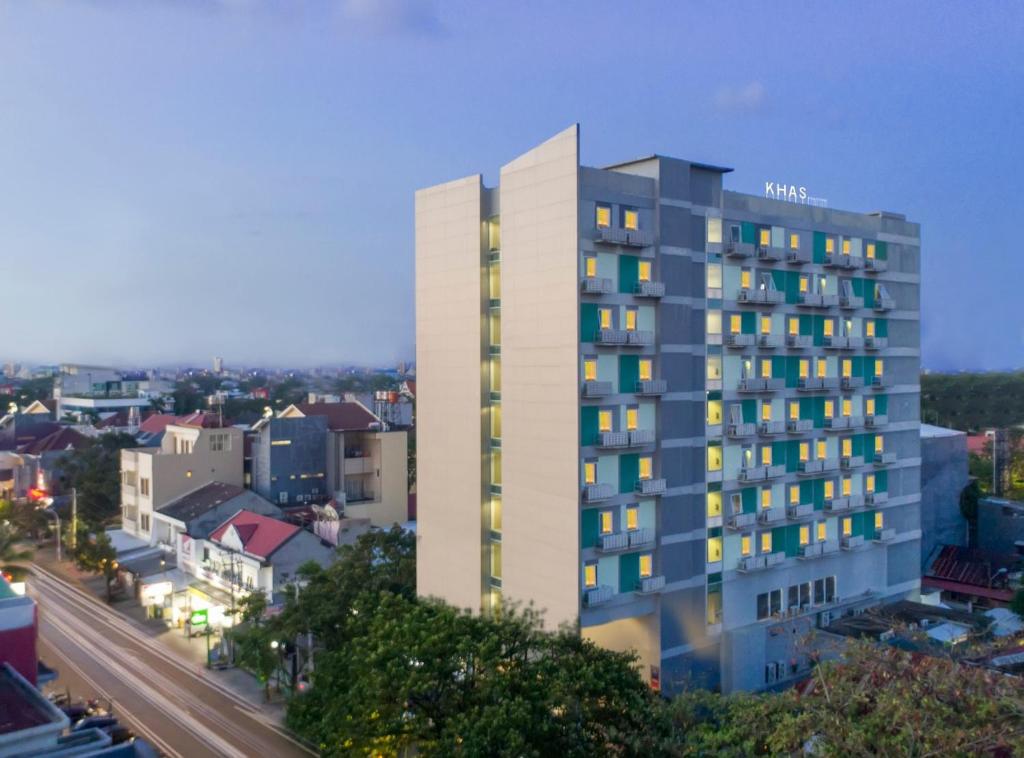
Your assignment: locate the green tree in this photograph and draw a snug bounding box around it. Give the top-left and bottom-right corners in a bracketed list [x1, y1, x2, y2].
[0, 521, 34, 582]
[58, 432, 138, 526]
[232, 590, 280, 701]
[72, 530, 118, 601]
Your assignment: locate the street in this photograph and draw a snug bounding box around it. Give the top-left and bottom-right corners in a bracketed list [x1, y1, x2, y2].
[29, 563, 316, 758]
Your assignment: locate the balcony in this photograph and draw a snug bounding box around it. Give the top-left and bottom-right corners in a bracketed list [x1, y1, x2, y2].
[787, 418, 813, 433]
[824, 335, 849, 350]
[874, 528, 896, 543]
[865, 414, 888, 428]
[839, 295, 864, 310]
[636, 575, 666, 594]
[865, 336, 888, 350]
[583, 483, 615, 503]
[821, 294, 840, 307]
[727, 422, 756, 438]
[598, 227, 654, 248]
[625, 330, 655, 347]
[728, 511, 757, 529]
[787, 502, 814, 519]
[797, 377, 825, 392]
[870, 376, 890, 390]
[841, 375, 865, 390]
[598, 431, 629, 448]
[826, 416, 852, 431]
[841, 534, 865, 550]
[634, 281, 665, 298]
[758, 334, 783, 349]
[739, 465, 785, 483]
[737, 377, 783, 393]
[874, 296, 895, 312]
[786, 334, 812, 349]
[798, 459, 824, 476]
[582, 381, 612, 398]
[825, 254, 863, 271]
[864, 491, 888, 506]
[725, 333, 756, 348]
[847, 337, 865, 350]
[786, 249, 810, 265]
[875, 452, 897, 466]
[636, 478, 667, 496]
[848, 494, 865, 509]
[580, 277, 613, 295]
[864, 258, 888, 273]
[594, 329, 628, 345]
[584, 585, 614, 607]
[760, 420, 786, 436]
[797, 292, 823, 308]
[725, 241, 755, 259]
[598, 532, 629, 552]
[825, 496, 851, 512]
[738, 552, 785, 572]
[635, 379, 667, 396]
[628, 429, 655, 447]
[737, 288, 784, 306]
[759, 507, 786, 524]
[799, 540, 840, 559]
[628, 527, 656, 549]
[756, 245, 785, 262]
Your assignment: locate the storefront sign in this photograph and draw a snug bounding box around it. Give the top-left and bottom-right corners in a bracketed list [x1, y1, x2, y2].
[764, 181, 828, 207]
[189, 609, 208, 627]
[141, 581, 172, 606]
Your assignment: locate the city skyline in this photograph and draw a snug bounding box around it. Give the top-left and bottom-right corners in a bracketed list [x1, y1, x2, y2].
[2, 1, 1022, 370]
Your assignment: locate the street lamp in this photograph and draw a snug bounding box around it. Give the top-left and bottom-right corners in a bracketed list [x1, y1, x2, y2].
[39, 497, 61, 562]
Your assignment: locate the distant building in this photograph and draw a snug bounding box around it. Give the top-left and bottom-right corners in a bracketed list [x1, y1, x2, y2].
[250, 414, 329, 507]
[922, 544, 1018, 609]
[11, 427, 92, 498]
[919, 424, 969, 567]
[978, 496, 1024, 557]
[213, 356, 224, 375]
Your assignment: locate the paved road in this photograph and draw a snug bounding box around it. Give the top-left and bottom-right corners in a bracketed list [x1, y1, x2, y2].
[30, 564, 315, 758]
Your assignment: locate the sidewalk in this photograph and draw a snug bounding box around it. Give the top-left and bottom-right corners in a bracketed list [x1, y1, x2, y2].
[32, 546, 290, 724]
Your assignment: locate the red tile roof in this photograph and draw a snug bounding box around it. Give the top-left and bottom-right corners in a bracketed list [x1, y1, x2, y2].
[925, 545, 1020, 601]
[139, 413, 179, 435]
[295, 402, 379, 432]
[139, 411, 220, 433]
[209, 510, 300, 560]
[20, 427, 91, 455]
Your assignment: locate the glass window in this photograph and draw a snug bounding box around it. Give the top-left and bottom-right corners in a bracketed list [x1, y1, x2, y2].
[707, 311, 722, 335]
[639, 553, 653, 577]
[729, 314, 742, 334]
[817, 521, 827, 542]
[740, 268, 751, 289]
[707, 262, 722, 289]
[816, 358, 828, 379]
[824, 399, 834, 419]
[799, 525, 810, 546]
[875, 511, 884, 530]
[759, 228, 770, 246]
[760, 358, 772, 379]
[639, 359, 653, 382]
[760, 532, 772, 554]
[596, 205, 611, 228]
[790, 232, 800, 250]
[598, 409, 613, 432]
[824, 480, 835, 499]
[489, 261, 501, 299]
[584, 461, 597, 485]
[841, 476, 852, 496]
[842, 238, 851, 255]
[841, 438, 852, 457]
[488, 217, 501, 251]
[623, 208, 639, 231]
[799, 275, 809, 293]
[799, 359, 809, 379]
[583, 358, 597, 382]
[789, 484, 800, 504]
[491, 451, 501, 485]
[490, 311, 501, 346]
[760, 487, 772, 509]
[599, 510, 613, 534]
[490, 542, 501, 580]
[789, 401, 799, 420]
[866, 242, 876, 259]
[761, 402, 772, 422]
[865, 397, 875, 415]
[760, 315, 772, 335]
[799, 441, 810, 462]
[626, 505, 639, 531]
[626, 407, 639, 431]
[842, 359, 852, 378]
[707, 491, 722, 517]
[584, 563, 597, 588]
[816, 440, 828, 460]
[584, 255, 597, 278]
[875, 435, 884, 453]
[707, 536, 723, 563]
[638, 260, 652, 282]
[865, 320, 876, 338]
[639, 456, 653, 479]
[741, 535, 752, 556]
[761, 445, 772, 466]
[707, 216, 723, 244]
[842, 517, 852, 537]
[707, 355, 723, 380]
[757, 592, 769, 620]
[625, 309, 637, 331]
[490, 497, 502, 531]
[599, 307, 613, 330]
[788, 317, 799, 336]
[875, 359, 884, 377]
[490, 357, 501, 393]
[866, 473, 876, 492]
[491, 405, 502, 439]
[825, 237, 835, 254]
[823, 319, 834, 337]
[842, 398, 852, 417]
[707, 445, 722, 472]
[707, 398, 723, 425]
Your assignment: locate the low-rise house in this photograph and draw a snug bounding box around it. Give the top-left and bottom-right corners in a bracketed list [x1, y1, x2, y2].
[978, 496, 1024, 556]
[922, 544, 1021, 609]
[11, 427, 91, 498]
[250, 414, 328, 507]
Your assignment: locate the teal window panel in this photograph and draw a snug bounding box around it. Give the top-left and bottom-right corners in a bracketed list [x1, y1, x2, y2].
[785, 271, 802, 305]
[709, 526, 723, 538]
[708, 390, 723, 401]
[741, 399, 757, 424]
[772, 441, 789, 469]
[812, 315, 825, 347]
[876, 395, 889, 415]
[741, 311, 756, 334]
[741, 487, 757, 514]
[851, 434, 865, 458]
[876, 241, 888, 261]
[877, 470, 889, 492]
[800, 481, 813, 504]
[581, 508, 600, 549]
[619, 255, 640, 294]
[580, 303, 599, 342]
[799, 315, 813, 336]
[812, 479, 825, 509]
[708, 481, 722, 493]
[708, 572, 723, 585]
[619, 454, 639, 494]
[772, 356, 787, 379]
[862, 278, 877, 308]
[812, 397, 825, 428]
[741, 222, 756, 244]
[771, 270, 787, 292]
[813, 231, 827, 264]
[785, 440, 801, 473]
[619, 355, 639, 392]
[581, 406, 599, 447]
[876, 318, 888, 338]
[619, 552, 640, 593]
[785, 356, 801, 389]
[851, 278, 865, 298]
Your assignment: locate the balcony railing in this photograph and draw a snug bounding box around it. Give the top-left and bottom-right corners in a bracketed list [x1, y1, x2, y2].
[839, 295, 864, 310]
[786, 334, 812, 349]
[737, 289, 784, 306]
[758, 334, 783, 349]
[865, 336, 888, 350]
[738, 552, 785, 572]
[636, 575, 666, 594]
[798, 460, 824, 476]
[599, 532, 629, 552]
[636, 478, 666, 496]
[635, 379, 667, 395]
[798, 292, 823, 307]
[629, 527, 656, 548]
[594, 329, 628, 345]
[634, 281, 665, 298]
[825, 497, 851, 512]
[737, 377, 783, 393]
[628, 429, 655, 447]
[598, 431, 629, 448]
[824, 335, 849, 350]
[756, 244, 785, 262]
[864, 258, 888, 273]
[583, 483, 615, 503]
[598, 227, 654, 248]
[580, 277, 613, 295]
[725, 333, 756, 348]
[739, 464, 785, 482]
[786, 249, 810, 265]
[865, 414, 888, 428]
[725, 241, 755, 258]
[797, 377, 832, 392]
[787, 502, 814, 519]
[874, 528, 896, 543]
[825, 254, 863, 270]
[625, 330, 655, 346]
[582, 381, 612, 398]
[841, 375, 865, 390]
[584, 585, 614, 606]
[728, 511, 757, 529]
[870, 376, 890, 389]
[787, 418, 813, 433]
[864, 491, 888, 506]
[841, 534, 865, 550]
[800, 540, 840, 559]
[826, 416, 852, 431]
[760, 420, 786, 436]
[875, 296, 896, 311]
[840, 455, 865, 471]
[727, 422, 756, 438]
[759, 507, 786, 524]
[875, 452, 897, 466]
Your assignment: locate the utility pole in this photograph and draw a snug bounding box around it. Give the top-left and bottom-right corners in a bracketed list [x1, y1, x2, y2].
[70, 488, 78, 552]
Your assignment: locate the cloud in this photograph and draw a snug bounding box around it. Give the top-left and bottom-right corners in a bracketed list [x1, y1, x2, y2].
[713, 81, 767, 113]
[338, 0, 444, 36]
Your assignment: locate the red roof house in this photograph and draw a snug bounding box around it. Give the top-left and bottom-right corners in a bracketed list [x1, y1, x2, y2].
[209, 510, 301, 560]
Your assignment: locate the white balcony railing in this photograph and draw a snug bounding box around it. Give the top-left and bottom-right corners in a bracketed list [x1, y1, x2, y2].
[865, 336, 889, 350]
[580, 277, 613, 295]
[786, 334, 812, 349]
[759, 507, 786, 524]
[865, 414, 888, 428]
[629, 527, 656, 548]
[875, 452, 897, 465]
[787, 502, 814, 519]
[598, 431, 629, 448]
[727, 422, 756, 438]
[628, 429, 655, 447]
[626, 330, 655, 346]
[598, 227, 654, 248]
[637, 575, 666, 594]
[582, 381, 612, 398]
[595, 329, 628, 345]
[635, 379, 667, 395]
[864, 258, 888, 273]
[841, 534, 865, 550]
[634, 281, 665, 298]
[636, 478, 666, 496]
[826, 497, 851, 512]
[760, 420, 786, 435]
[584, 585, 614, 606]
[728, 511, 757, 529]
[599, 532, 629, 552]
[583, 483, 614, 502]
[787, 418, 813, 433]
[874, 528, 896, 543]
[725, 333, 756, 348]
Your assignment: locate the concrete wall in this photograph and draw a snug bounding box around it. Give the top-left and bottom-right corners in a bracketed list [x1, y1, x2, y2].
[251, 416, 328, 506]
[978, 497, 1024, 556]
[343, 430, 408, 527]
[920, 429, 969, 565]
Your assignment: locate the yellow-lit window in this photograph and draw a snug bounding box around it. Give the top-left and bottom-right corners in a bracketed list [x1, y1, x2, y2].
[875, 359, 884, 377]
[491, 451, 501, 485]
[760, 446, 772, 466]
[638, 260, 652, 283]
[816, 359, 828, 379]
[825, 237, 835, 254]
[866, 242, 876, 259]
[816, 440, 828, 460]
[865, 320, 876, 338]
[584, 461, 597, 485]
[626, 407, 639, 432]
[842, 238, 851, 256]
[584, 256, 597, 278]
[789, 401, 799, 421]
[799, 442, 810, 462]
[639, 359, 653, 381]
[596, 205, 611, 228]
[842, 398, 852, 417]
[789, 484, 800, 504]
[490, 496, 502, 532]
[599, 511, 613, 534]
[760, 488, 772, 510]
[817, 521, 827, 541]
[875, 511, 884, 530]
[865, 397, 876, 416]
[626, 505, 639, 531]
[865, 473, 876, 493]
[625, 310, 637, 331]
[707, 446, 723, 472]
[799, 275, 809, 293]
[583, 359, 597, 382]
[707, 355, 722, 380]
[760, 315, 772, 335]
[799, 359, 809, 379]
[841, 476, 852, 496]
[761, 403, 772, 422]
[729, 314, 742, 334]
[740, 269, 751, 289]
[824, 480, 835, 499]
[707, 537, 723, 563]
[842, 517, 852, 537]
[639, 456, 653, 479]
[491, 405, 502, 439]
[598, 410, 613, 433]
[707, 399, 722, 425]
[584, 563, 597, 588]
[707, 491, 722, 518]
[875, 436, 884, 453]
[842, 438, 852, 458]
[491, 357, 501, 393]
[599, 308, 612, 330]
[760, 532, 772, 554]
[707, 217, 723, 244]
[788, 317, 799, 336]
[740, 535, 752, 557]
[760, 358, 772, 379]
[842, 359, 852, 378]
[639, 553, 653, 577]
[824, 400, 834, 419]
[790, 232, 800, 250]
[759, 228, 770, 247]
[799, 525, 810, 546]
[819, 275, 828, 293]
[624, 209, 639, 231]
[823, 319, 834, 337]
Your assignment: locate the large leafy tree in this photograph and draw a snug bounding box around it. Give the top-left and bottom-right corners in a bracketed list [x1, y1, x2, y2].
[0, 521, 34, 581]
[58, 432, 138, 526]
[72, 530, 118, 601]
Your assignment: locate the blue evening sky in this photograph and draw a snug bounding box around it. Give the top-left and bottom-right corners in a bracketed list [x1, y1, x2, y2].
[1, 1, 1021, 370]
